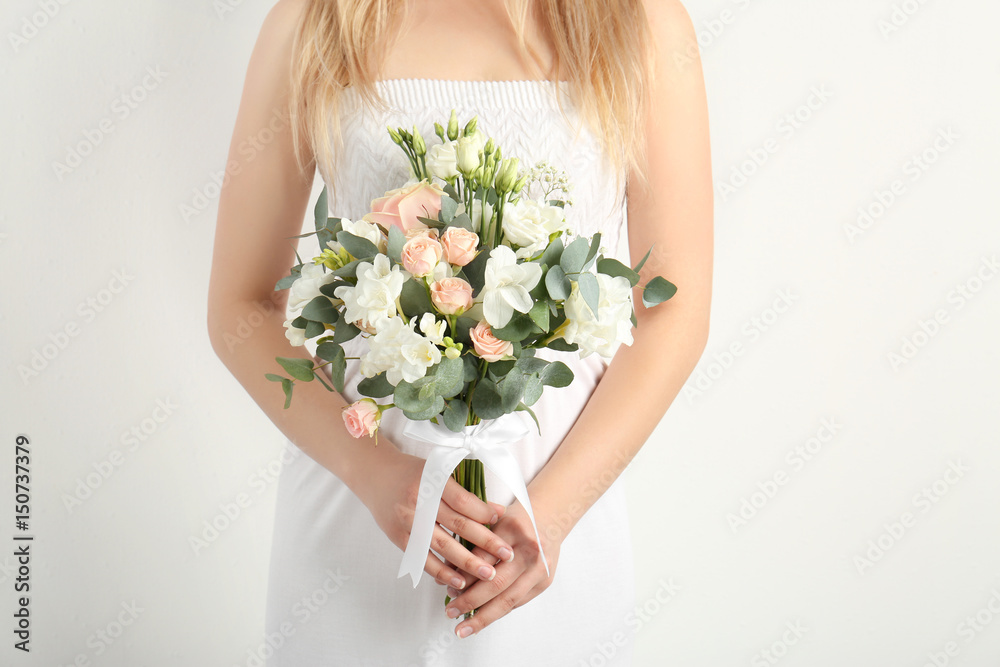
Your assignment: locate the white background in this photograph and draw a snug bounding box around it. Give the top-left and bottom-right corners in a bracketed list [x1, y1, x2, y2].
[2, 1, 998, 665]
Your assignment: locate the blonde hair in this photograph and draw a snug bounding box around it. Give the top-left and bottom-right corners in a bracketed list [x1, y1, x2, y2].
[288, 0, 655, 196]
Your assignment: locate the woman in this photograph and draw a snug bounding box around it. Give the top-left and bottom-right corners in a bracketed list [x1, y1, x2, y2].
[207, 0, 712, 663]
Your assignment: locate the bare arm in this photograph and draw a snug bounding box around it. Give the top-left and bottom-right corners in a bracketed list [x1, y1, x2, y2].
[206, 0, 513, 589]
[445, 0, 713, 636]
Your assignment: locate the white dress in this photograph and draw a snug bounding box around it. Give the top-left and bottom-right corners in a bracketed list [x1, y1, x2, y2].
[265, 78, 635, 666]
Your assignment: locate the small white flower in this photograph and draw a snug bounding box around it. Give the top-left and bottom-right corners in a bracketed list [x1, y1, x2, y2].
[288, 262, 338, 312]
[426, 140, 459, 180]
[334, 254, 407, 331]
[561, 272, 634, 359]
[283, 318, 307, 346]
[419, 312, 446, 345]
[479, 245, 542, 328]
[501, 198, 569, 259]
[360, 316, 442, 386]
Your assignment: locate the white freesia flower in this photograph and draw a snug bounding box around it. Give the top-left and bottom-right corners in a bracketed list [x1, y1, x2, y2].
[561, 272, 634, 359]
[426, 140, 459, 180]
[288, 262, 338, 312]
[283, 318, 307, 347]
[479, 245, 542, 328]
[418, 312, 446, 344]
[501, 198, 569, 259]
[334, 254, 407, 331]
[360, 316, 442, 386]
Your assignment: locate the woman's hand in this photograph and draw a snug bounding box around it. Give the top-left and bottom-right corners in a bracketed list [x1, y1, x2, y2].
[352, 446, 516, 590]
[441, 500, 562, 638]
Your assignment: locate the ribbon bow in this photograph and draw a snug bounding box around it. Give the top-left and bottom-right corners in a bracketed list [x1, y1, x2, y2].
[398, 413, 550, 588]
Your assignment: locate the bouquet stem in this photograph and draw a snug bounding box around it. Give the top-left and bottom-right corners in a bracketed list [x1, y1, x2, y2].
[447, 458, 487, 619]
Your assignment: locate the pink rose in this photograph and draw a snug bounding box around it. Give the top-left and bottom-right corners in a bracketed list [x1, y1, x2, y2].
[469, 321, 513, 362]
[401, 235, 443, 277]
[342, 399, 381, 438]
[431, 277, 474, 315]
[440, 227, 480, 267]
[365, 181, 447, 233]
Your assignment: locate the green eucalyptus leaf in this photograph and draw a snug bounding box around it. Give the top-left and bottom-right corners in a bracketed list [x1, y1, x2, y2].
[545, 337, 578, 353]
[332, 259, 362, 278]
[632, 246, 653, 274]
[265, 373, 285, 382]
[540, 237, 564, 268]
[431, 356, 465, 398]
[333, 311, 361, 345]
[597, 257, 640, 286]
[528, 299, 550, 332]
[399, 280, 433, 318]
[540, 361, 574, 388]
[276, 357, 315, 382]
[387, 226, 406, 264]
[281, 378, 294, 409]
[416, 216, 446, 229]
[462, 249, 489, 293]
[302, 296, 338, 324]
[560, 237, 590, 275]
[336, 231, 378, 259]
[642, 276, 678, 307]
[313, 186, 329, 230]
[447, 212, 475, 232]
[470, 379, 504, 419]
[522, 373, 543, 406]
[304, 320, 325, 339]
[491, 313, 537, 341]
[358, 373, 394, 398]
[545, 265, 571, 300]
[440, 195, 458, 222]
[584, 232, 602, 269]
[499, 369, 526, 412]
[443, 399, 470, 432]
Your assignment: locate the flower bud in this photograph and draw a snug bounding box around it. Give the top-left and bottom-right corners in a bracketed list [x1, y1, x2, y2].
[483, 137, 496, 156]
[434, 122, 445, 141]
[412, 125, 427, 156]
[387, 126, 402, 145]
[463, 117, 478, 137]
[447, 110, 459, 141]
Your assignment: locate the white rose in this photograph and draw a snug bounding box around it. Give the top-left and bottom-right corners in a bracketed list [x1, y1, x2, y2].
[561, 273, 634, 359]
[283, 318, 307, 346]
[426, 141, 459, 180]
[501, 198, 568, 259]
[479, 245, 543, 328]
[288, 262, 338, 312]
[360, 316, 442, 386]
[333, 254, 407, 330]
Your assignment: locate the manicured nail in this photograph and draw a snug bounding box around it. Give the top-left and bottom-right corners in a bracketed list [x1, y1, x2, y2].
[498, 547, 513, 562]
[447, 586, 460, 598]
[478, 565, 495, 581]
[456, 625, 473, 638]
[490, 512, 498, 524]
[450, 576, 465, 589]
[446, 606, 460, 619]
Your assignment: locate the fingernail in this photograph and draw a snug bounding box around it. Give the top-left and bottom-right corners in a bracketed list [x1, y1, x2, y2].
[450, 576, 465, 589]
[498, 547, 513, 562]
[478, 565, 495, 581]
[490, 512, 498, 524]
[446, 606, 460, 619]
[456, 625, 473, 638]
[447, 586, 460, 598]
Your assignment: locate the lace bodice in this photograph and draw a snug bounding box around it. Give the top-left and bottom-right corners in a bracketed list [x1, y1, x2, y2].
[324, 78, 628, 258]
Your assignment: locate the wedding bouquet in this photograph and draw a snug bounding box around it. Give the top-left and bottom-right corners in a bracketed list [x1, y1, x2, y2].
[267, 111, 676, 598]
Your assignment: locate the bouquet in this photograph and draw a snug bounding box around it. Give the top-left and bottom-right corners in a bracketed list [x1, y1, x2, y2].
[267, 110, 676, 607]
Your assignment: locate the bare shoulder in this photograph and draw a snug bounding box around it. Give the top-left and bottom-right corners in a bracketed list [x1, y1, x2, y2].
[640, 0, 700, 81]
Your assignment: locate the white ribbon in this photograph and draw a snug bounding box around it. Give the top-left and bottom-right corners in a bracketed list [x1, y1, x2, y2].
[398, 413, 550, 588]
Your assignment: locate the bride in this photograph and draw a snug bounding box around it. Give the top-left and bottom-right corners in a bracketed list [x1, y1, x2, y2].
[207, 0, 711, 663]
